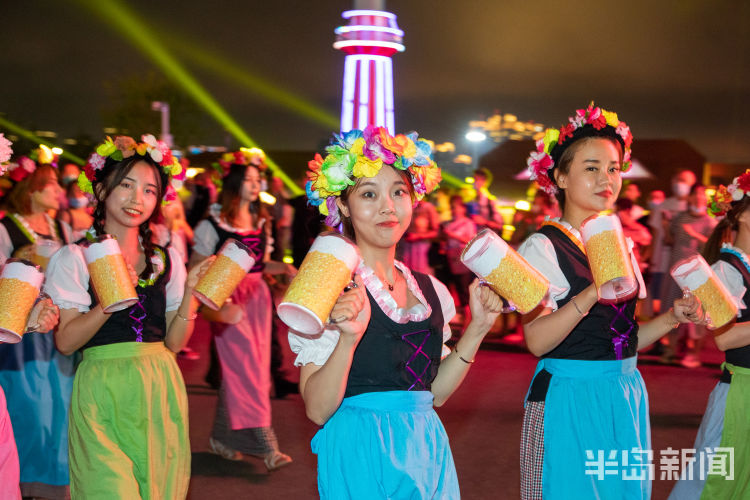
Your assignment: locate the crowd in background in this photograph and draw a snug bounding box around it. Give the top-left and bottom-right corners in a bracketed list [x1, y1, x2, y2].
[0, 145, 721, 498]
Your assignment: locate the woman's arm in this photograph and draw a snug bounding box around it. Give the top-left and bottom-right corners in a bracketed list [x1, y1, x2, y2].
[55, 306, 111, 355]
[299, 275, 369, 425]
[522, 283, 599, 357]
[637, 294, 701, 350]
[430, 280, 503, 406]
[165, 255, 214, 352]
[713, 321, 750, 351]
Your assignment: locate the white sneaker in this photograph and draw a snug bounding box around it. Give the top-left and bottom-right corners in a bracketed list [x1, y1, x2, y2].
[208, 437, 243, 461]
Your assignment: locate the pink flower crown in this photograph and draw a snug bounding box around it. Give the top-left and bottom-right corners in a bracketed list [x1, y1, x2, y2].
[527, 103, 633, 195]
[709, 169, 750, 216]
[306, 126, 442, 227]
[78, 134, 186, 204]
[0, 134, 14, 177]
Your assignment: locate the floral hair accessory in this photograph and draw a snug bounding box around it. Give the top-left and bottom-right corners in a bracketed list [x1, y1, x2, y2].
[0, 134, 13, 176]
[527, 102, 633, 195]
[6, 157, 37, 182]
[78, 134, 185, 203]
[215, 147, 267, 172]
[709, 169, 750, 216]
[29, 144, 59, 167]
[306, 125, 442, 226]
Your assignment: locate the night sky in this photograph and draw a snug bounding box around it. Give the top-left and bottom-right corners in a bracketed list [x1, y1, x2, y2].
[4, 0, 750, 163]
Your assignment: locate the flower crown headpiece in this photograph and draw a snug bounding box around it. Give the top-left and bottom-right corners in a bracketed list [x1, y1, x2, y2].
[210, 147, 267, 190]
[0, 133, 13, 177]
[215, 147, 267, 172]
[709, 169, 750, 216]
[527, 103, 633, 195]
[306, 125, 442, 226]
[79, 134, 186, 204]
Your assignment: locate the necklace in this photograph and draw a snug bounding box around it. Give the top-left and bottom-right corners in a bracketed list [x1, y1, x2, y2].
[11, 213, 59, 243]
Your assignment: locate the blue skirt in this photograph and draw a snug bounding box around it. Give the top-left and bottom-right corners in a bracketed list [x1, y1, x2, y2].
[311, 391, 459, 499]
[529, 356, 651, 500]
[0, 331, 76, 496]
[667, 381, 728, 500]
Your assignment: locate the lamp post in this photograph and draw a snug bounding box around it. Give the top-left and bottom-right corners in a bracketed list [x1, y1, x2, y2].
[151, 101, 173, 148]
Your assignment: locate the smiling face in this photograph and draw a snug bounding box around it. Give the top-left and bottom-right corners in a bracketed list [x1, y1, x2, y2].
[337, 165, 413, 250]
[554, 137, 623, 215]
[104, 160, 160, 230]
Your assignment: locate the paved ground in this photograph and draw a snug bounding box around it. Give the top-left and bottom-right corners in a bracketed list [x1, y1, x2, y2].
[178, 319, 724, 499]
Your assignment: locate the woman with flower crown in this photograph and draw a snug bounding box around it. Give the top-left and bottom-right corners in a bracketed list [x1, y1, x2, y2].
[0, 133, 61, 500]
[517, 104, 704, 499]
[189, 151, 295, 471]
[288, 126, 504, 498]
[0, 147, 75, 499]
[43, 135, 214, 498]
[668, 175, 750, 499]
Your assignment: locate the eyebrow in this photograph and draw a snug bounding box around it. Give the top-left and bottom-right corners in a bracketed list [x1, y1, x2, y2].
[124, 176, 158, 189]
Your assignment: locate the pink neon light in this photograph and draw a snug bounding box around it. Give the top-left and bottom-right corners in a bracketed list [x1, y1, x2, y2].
[342, 10, 396, 20]
[335, 25, 404, 36]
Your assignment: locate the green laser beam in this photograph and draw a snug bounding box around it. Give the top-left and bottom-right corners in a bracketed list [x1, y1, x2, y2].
[75, 0, 303, 195]
[161, 34, 339, 130]
[0, 116, 86, 165]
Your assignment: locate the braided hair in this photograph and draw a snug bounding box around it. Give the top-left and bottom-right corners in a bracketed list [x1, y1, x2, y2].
[703, 196, 750, 265]
[91, 154, 169, 278]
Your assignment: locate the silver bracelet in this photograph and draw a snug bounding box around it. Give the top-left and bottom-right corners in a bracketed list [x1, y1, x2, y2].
[176, 310, 198, 322]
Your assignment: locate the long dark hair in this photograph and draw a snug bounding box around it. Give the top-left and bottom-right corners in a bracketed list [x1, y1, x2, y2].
[219, 163, 270, 226]
[703, 196, 750, 264]
[92, 154, 168, 278]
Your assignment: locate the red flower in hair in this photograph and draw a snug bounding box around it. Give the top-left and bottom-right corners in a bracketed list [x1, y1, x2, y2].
[737, 172, 750, 192]
[558, 124, 575, 143]
[591, 114, 607, 130]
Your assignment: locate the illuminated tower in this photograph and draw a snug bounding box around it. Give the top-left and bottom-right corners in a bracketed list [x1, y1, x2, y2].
[334, 0, 404, 134]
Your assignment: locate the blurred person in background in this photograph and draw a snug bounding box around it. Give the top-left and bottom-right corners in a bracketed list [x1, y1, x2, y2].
[661, 184, 716, 367]
[400, 198, 440, 275]
[649, 170, 696, 314]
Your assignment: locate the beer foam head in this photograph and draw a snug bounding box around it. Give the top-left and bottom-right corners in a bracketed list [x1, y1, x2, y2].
[221, 241, 256, 271]
[580, 214, 623, 241]
[309, 233, 360, 271]
[671, 257, 710, 290]
[81, 237, 122, 263]
[1, 260, 44, 289]
[461, 229, 508, 277]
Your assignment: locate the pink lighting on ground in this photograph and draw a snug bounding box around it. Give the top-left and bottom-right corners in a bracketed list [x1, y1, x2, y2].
[335, 6, 403, 134]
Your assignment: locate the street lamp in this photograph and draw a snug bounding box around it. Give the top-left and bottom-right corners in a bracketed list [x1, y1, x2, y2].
[151, 101, 173, 148]
[465, 130, 487, 172]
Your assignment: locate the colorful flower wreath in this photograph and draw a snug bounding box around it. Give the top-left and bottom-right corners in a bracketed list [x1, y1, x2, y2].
[78, 134, 185, 203]
[306, 125, 442, 226]
[527, 103, 633, 195]
[210, 147, 267, 189]
[0, 134, 13, 177]
[709, 169, 750, 216]
[216, 147, 267, 171]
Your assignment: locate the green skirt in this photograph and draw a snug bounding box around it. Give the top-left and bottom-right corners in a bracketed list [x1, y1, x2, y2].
[702, 362, 750, 499]
[69, 342, 190, 499]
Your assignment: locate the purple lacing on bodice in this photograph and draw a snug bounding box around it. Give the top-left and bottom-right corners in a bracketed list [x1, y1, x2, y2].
[610, 303, 634, 360]
[129, 292, 147, 342]
[401, 329, 432, 390]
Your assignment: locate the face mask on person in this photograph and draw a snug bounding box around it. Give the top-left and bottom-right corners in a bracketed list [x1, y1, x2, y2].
[61, 176, 78, 186]
[68, 197, 88, 208]
[672, 182, 691, 197]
